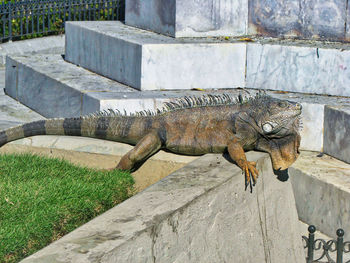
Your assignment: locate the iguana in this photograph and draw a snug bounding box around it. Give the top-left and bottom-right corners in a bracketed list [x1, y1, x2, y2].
[0, 92, 301, 190]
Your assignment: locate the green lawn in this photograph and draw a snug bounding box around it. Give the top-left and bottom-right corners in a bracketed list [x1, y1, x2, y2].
[0, 154, 134, 263]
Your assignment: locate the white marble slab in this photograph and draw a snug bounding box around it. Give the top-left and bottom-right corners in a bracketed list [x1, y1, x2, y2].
[299, 103, 324, 152]
[246, 43, 350, 96]
[141, 43, 246, 90]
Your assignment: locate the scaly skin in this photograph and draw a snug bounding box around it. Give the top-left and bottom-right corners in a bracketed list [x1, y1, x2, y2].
[0, 93, 302, 190]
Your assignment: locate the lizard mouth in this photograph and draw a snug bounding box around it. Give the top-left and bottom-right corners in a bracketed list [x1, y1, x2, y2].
[273, 168, 289, 182]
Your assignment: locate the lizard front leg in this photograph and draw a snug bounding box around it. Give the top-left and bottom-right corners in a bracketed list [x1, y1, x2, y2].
[227, 139, 259, 192]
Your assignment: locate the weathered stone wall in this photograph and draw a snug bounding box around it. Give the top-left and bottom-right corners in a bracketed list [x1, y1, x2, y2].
[249, 0, 348, 41]
[21, 152, 304, 263]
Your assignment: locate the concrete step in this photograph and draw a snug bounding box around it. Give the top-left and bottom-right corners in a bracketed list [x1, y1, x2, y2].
[65, 21, 350, 96]
[5, 53, 350, 154]
[125, 0, 350, 42]
[290, 151, 350, 241]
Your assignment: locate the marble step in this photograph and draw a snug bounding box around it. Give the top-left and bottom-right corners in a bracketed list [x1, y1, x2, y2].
[125, 0, 350, 42]
[65, 21, 246, 91]
[65, 21, 350, 96]
[5, 54, 243, 118]
[4, 53, 350, 155]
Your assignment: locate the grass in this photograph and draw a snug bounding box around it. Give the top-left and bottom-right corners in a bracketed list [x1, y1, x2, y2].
[0, 153, 134, 263]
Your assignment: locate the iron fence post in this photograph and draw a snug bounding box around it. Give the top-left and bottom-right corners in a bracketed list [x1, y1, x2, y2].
[68, 0, 72, 21]
[336, 229, 344, 263]
[307, 225, 315, 263]
[8, 1, 12, 41]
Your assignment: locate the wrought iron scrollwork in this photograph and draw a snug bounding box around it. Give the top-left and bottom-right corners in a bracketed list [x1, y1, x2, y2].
[303, 225, 350, 263]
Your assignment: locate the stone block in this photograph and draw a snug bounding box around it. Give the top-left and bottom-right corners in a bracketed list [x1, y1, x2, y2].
[290, 151, 350, 239]
[324, 106, 350, 164]
[21, 152, 304, 263]
[65, 21, 246, 91]
[246, 43, 350, 96]
[248, 0, 347, 41]
[125, 0, 248, 38]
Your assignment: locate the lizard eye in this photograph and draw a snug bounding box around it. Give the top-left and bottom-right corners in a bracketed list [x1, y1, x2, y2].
[278, 101, 288, 108]
[262, 123, 273, 133]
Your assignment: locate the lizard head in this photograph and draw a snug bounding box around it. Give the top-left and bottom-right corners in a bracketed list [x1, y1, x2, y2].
[251, 95, 302, 178]
[256, 97, 302, 138]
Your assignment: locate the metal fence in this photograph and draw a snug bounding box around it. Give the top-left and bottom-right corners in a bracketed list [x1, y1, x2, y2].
[0, 0, 123, 42]
[303, 225, 350, 263]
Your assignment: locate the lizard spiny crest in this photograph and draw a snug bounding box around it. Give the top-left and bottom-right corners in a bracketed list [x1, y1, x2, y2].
[86, 91, 268, 119]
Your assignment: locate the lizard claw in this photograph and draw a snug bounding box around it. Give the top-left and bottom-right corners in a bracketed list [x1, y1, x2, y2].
[243, 161, 259, 193]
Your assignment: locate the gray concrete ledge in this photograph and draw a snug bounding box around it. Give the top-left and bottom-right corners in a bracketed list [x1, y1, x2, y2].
[20, 152, 304, 263]
[290, 151, 350, 240]
[0, 35, 65, 67]
[324, 105, 350, 164]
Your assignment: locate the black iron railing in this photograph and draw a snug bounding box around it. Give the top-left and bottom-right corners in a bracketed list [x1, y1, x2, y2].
[303, 225, 350, 263]
[0, 0, 124, 42]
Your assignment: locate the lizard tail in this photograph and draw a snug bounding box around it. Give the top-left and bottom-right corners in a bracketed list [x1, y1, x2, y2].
[0, 115, 154, 147]
[0, 118, 75, 147]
